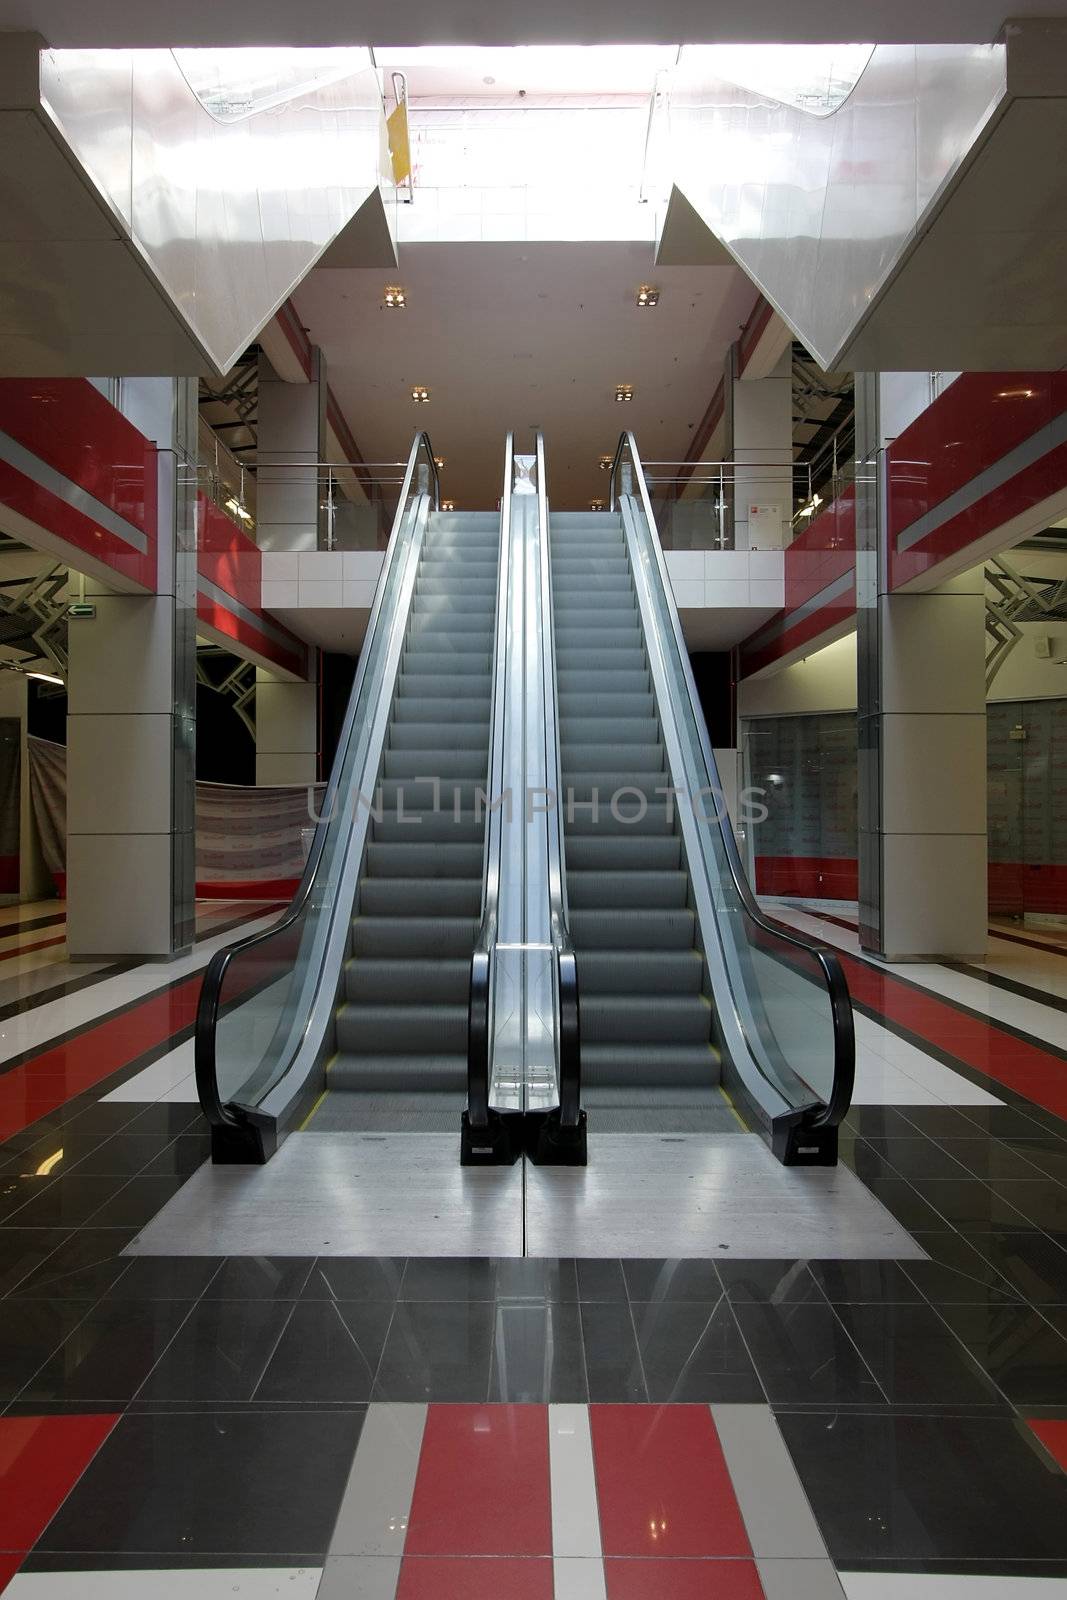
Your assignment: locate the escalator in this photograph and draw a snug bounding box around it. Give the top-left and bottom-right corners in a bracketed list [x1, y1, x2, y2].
[195, 433, 506, 1159]
[196, 428, 852, 1171]
[550, 509, 725, 1127]
[308, 509, 500, 1131]
[546, 434, 855, 1163]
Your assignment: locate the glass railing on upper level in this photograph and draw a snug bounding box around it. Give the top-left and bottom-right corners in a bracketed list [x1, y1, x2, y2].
[635, 454, 856, 551]
[195, 433, 439, 1161]
[611, 432, 854, 1162]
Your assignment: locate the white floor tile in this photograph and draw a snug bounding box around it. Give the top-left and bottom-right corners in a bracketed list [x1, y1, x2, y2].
[841, 1575, 1067, 1598]
[4, 1571, 323, 1598]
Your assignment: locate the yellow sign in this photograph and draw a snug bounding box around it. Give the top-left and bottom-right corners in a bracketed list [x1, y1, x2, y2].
[387, 103, 411, 187]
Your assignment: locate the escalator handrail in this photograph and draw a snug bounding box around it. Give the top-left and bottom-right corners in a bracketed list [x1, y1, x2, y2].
[467, 434, 514, 1129]
[610, 430, 854, 1129]
[195, 431, 439, 1132]
[535, 431, 581, 1128]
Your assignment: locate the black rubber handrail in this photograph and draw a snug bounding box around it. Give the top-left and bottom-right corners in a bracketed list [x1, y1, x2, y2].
[536, 432, 581, 1131]
[195, 432, 440, 1139]
[610, 431, 855, 1131]
[465, 436, 513, 1140]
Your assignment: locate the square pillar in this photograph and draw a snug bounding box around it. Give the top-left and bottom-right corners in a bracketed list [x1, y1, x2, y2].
[255, 667, 318, 785]
[255, 348, 327, 553]
[66, 379, 197, 959]
[723, 343, 793, 550]
[856, 373, 988, 960]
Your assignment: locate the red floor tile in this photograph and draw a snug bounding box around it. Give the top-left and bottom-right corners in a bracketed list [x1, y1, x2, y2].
[0, 1556, 23, 1596]
[405, 1405, 551, 1558]
[0, 976, 201, 1140]
[398, 1557, 553, 1598]
[0, 1414, 119, 1552]
[1027, 1418, 1067, 1471]
[590, 1405, 750, 1559]
[605, 1559, 765, 1599]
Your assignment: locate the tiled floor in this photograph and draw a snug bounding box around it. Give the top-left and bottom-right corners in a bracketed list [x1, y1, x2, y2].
[3, 903, 1067, 1592]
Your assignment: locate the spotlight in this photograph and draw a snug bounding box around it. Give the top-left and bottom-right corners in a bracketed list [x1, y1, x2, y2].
[589, 498, 606, 511]
[636, 285, 660, 307]
[614, 385, 635, 403]
[411, 386, 430, 404]
[441, 500, 455, 511]
[384, 286, 407, 308]
[598, 455, 613, 471]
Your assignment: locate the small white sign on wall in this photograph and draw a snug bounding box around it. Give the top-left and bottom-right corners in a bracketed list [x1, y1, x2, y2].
[748, 503, 783, 547]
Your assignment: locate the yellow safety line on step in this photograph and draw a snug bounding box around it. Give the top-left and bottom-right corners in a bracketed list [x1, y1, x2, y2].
[719, 1084, 750, 1132]
[299, 1090, 328, 1131]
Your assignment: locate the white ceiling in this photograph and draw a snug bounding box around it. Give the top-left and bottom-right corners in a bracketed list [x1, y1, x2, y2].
[1, 3, 1053, 46]
[294, 241, 756, 510]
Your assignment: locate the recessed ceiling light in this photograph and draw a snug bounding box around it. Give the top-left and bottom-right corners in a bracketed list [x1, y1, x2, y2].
[384, 285, 407, 309]
[433, 456, 445, 468]
[590, 498, 606, 511]
[598, 455, 613, 471]
[411, 385, 430, 404]
[636, 285, 660, 307]
[441, 499, 455, 511]
[615, 385, 635, 403]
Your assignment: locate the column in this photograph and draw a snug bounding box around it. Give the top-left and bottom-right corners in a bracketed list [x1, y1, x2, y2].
[856, 373, 988, 960]
[255, 348, 327, 553]
[66, 379, 197, 959]
[0, 674, 51, 903]
[723, 343, 793, 550]
[255, 667, 318, 785]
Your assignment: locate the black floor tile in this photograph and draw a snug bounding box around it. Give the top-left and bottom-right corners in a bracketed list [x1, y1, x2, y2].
[255, 1300, 393, 1403]
[840, 1145, 899, 1184]
[85, 1174, 187, 1228]
[18, 1298, 192, 1403]
[902, 1235, 1024, 1305]
[301, 1258, 405, 1302]
[0, 1228, 70, 1295]
[35, 1408, 365, 1557]
[987, 1180, 1067, 1236]
[860, 1178, 955, 1232]
[121, 1105, 206, 1139]
[808, 1260, 924, 1303]
[55, 1103, 149, 1137]
[901, 1106, 997, 1138]
[105, 1256, 224, 1300]
[864, 1138, 974, 1182]
[201, 1256, 314, 1299]
[733, 1300, 884, 1405]
[909, 1179, 1034, 1232]
[631, 1297, 762, 1402]
[844, 1107, 919, 1139]
[0, 1300, 95, 1400]
[0, 1116, 76, 1154]
[622, 1259, 721, 1301]
[1003, 1140, 1067, 1186]
[9, 1228, 137, 1298]
[931, 1139, 1053, 1182]
[0, 1134, 109, 1177]
[373, 1300, 494, 1401]
[776, 1410, 1067, 1564]
[1, 1174, 128, 1228]
[964, 1231, 1067, 1304]
[399, 1257, 506, 1301]
[579, 1301, 647, 1402]
[959, 1106, 1060, 1139]
[487, 1302, 587, 1402]
[140, 1135, 212, 1177]
[494, 1258, 579, 1301]
[66, 1135, 175, 1178]
[135, 1298, 293, 1401]
[832, 1302, 1006, 1407]
[575, 1259, 628, 1301]
[717, 1259, 824, 1304]
[936, 1301, 1067, 1406]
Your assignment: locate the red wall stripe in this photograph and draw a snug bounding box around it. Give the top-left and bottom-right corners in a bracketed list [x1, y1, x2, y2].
[196, 595, 306, 680]
[405, 1405, 552, 1559]
[1027, 1418, 1067, 1472]
[590, 1405, 750, 1559]
[887, 373, 1067, 589]
[755, 856, 859, 900]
